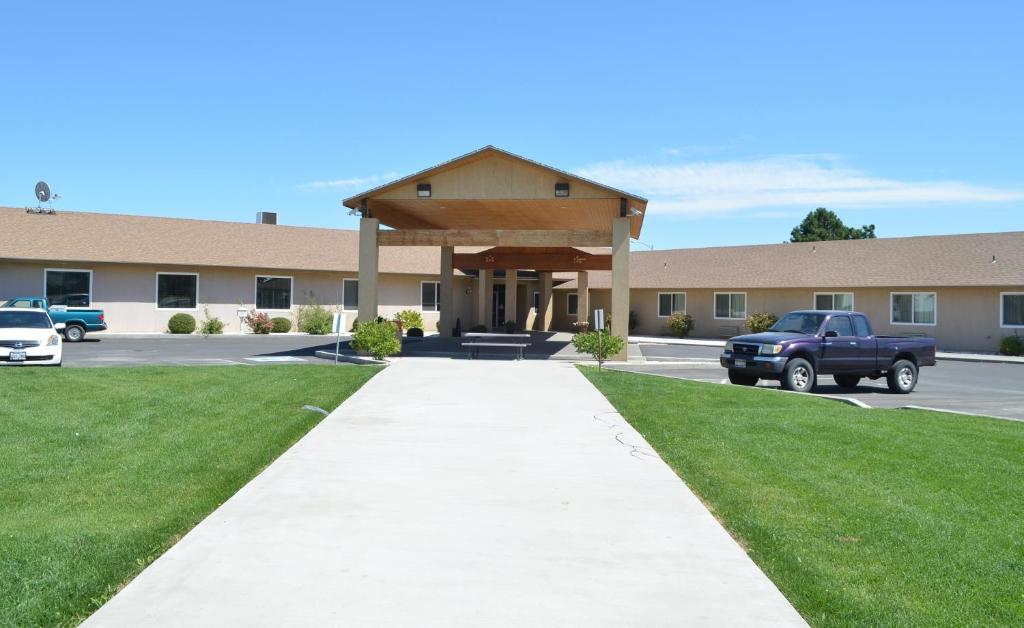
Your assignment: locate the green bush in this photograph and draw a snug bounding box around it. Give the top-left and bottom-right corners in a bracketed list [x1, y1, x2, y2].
[469, 324, 488, 333]
[271, 317, 292, 333]
[503, 320, 517, 333]
[296, 299, 334, 335]
[199, 307, 224, 336]
[999, 335, 1023, 356]
[668, 312, 695, 338]
[351, 319, 401, 360]
[245, 311, 274, 334]
[167, 313, 196, 334]
[407, 327, 424, 337]
[746, 312, 778, 333]
[571, 330, 625, 369]
[395, 309, 424, 332]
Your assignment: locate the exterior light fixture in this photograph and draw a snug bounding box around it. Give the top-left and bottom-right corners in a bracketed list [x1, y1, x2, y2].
[627, 206, 643, 217]
[417, 183, 432, 198]
[554, 182, 570, 197]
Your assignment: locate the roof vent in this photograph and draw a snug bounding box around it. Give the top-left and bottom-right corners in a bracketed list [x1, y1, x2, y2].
[257, 211, 277, 225]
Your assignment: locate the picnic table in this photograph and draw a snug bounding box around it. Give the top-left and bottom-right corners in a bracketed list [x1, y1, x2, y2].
[461, 332, 532, 360]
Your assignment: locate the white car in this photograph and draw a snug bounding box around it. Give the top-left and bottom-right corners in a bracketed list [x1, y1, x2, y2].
[0, 307, 63, 366]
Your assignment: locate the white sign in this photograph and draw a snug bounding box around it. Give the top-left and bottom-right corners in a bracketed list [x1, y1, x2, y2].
[332, 312, 347, 334]
[593, 308, 605, 331]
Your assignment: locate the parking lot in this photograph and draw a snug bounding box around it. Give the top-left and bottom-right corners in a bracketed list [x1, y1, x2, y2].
[59, 334, 346, 367]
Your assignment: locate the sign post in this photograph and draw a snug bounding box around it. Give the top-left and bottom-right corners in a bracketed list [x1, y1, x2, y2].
[332, 313, 347, 364]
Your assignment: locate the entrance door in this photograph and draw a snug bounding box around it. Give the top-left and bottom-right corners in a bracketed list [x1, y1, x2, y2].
[492, 284, 505, 329]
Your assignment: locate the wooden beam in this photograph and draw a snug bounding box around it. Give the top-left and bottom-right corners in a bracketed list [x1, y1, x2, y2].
[377, 229, 612, 247]
[452, 250, 611, 271]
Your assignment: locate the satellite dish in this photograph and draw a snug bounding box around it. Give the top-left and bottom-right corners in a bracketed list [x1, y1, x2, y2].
[35, 181, 51, 203]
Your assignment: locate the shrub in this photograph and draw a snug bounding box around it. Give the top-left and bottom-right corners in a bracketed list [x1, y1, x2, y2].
[271, 317, 292, 333]
[503, 320, 517, 334]
[395, 309, 425, 331]
[999, 334, 1023, 356]
[571, 330, 625, 369]
[199, 307, 224, 336]
[668, 312, 694, 338]
[351, 319, 401, 360]
[167, 313, 196, 334]
[407, 327, 424, 337]
[469, 324, 488, 333]
[746, 312, 778, 333]
[296, 299, 334, 335]
[629, 310, 639, 333]
[245, 311, 274, 334]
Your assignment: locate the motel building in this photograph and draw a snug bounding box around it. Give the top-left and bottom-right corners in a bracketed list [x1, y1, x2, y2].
[1, 146, 1023, 356]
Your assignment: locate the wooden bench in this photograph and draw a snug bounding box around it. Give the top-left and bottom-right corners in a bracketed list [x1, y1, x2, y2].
[462, 332, 532, 360]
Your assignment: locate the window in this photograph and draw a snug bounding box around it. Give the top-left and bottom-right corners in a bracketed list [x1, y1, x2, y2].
[156, 273, 198, 309]
[532, 291, 540, 311]
[1002, 293, 1024, 328]
[824, 315, 854, 336]
[852, 315, 872, 337]
[567, 293, 579, 316]
[815, 292, 854, 311]
[342, 279, 359, 311]
[657, 292, 687, 317]
[714, 292, 747, 319]
[421, 281, 440, 311]
[45, 269, 92, 307]
[255, 276, 292, 310]
[891, 292, 936, 325]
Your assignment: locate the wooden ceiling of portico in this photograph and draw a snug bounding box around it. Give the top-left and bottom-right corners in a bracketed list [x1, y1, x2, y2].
[452, 247, 612, 271]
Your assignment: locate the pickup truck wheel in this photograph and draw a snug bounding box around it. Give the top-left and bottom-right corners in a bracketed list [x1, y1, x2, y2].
[887, 360, 918, 394]
[64, 325, 85, 342]
[783, 358, 816, 393]
[833, 374, 861, 389]
[728, 370, 758, 386]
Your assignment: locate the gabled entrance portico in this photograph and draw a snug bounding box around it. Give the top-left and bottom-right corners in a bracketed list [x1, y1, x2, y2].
[342, 146, 647, 360]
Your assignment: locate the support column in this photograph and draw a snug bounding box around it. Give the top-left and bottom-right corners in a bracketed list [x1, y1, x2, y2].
[504, 269, 518, 329]
[439, 246, 454, 337]
[611, 216, 630, 360]
[538, 271, 553, 331]
[476, 269, 491, 329]
[577, 271, 590, 329]
[357, 217, 379, 324]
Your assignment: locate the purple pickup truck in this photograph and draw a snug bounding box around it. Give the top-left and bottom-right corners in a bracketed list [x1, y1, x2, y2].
[720, 310, 936, 394]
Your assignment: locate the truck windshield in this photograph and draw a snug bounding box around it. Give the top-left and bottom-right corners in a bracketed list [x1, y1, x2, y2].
[771, 312, 826, 335]
[0, 311, 53, 329]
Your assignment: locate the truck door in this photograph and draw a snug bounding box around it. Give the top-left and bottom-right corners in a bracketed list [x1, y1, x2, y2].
[819, 315, 859, 372]
[851, 315, 877, 371]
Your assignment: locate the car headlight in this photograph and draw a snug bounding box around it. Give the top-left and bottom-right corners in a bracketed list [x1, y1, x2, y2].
[47, 334, 60, 346]
[760, 343, 783, 355]
[724, 341, 734, 352]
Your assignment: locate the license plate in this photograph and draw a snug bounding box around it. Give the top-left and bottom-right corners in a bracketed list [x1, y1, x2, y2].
[734, 359, 747, 368]
[10, 350, 27, 362]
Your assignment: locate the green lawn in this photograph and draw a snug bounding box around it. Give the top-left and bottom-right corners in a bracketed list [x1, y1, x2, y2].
[580, 367, 1024, 627]
[0, 365, 381, 627]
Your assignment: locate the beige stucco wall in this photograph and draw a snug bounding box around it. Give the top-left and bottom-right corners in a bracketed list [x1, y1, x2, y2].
[553, 285, 1023, 353]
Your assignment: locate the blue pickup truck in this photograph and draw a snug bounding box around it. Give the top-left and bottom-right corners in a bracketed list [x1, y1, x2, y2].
[720, 310, 936, 394]
[1, 297, 107, 342]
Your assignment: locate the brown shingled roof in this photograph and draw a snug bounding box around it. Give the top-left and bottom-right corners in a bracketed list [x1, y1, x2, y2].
[555, 232, 1024, 290]
[0, 206, 443, 274]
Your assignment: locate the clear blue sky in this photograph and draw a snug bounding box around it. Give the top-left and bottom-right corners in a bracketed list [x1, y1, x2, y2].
[2, 1, 1022, 249]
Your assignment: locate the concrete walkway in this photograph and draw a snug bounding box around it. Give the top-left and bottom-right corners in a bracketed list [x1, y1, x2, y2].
[85, 359, 806, 627]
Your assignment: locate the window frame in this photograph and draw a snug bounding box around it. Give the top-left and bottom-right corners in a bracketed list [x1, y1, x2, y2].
[813, 292, 855, 311]
[889, 291, 937, 326]
[43, 268, 93, 308]
[254, 275, 293, 311]
[1000, 292, 1024, 329]
[657, 292, 687, 318]
[155, 272, 199, 311]
[420, 281, 440, 312]
[713, 292, 747, 320]
[341, 278, 359, 312]
[567, 293, 579, 316]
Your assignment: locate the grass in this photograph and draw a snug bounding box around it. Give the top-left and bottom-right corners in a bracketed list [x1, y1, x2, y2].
[580, 367, 1024, 627]
[0, 364, 381, 627]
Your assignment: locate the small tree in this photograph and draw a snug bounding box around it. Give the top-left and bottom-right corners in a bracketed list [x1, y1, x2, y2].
[351, 319, 401, 360]
[746, 312, 778, 333]
[668, 312, 694, 337]
[790, 208, 876, 242]
[571, 330, 625, 370]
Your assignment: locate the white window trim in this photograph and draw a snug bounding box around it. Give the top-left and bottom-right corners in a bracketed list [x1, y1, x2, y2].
[567, 293, 579, 316]
[341, 278, 359, 312]
[155, 272, 200, 311]
[254, 275, 294, 311]
[1000, 292, 1024, 328]
[713, 292, 747, 320]
[657, 292, 687, 318]
[420, 280, 440, 312]
[43, 268, 94, 308]
[813, 291, 855, 311]
[889, 292, 938, 326]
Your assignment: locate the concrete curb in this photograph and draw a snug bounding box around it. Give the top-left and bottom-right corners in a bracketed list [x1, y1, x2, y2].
[897, 405, 1022, 423]
[313, 350, 387, 365]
